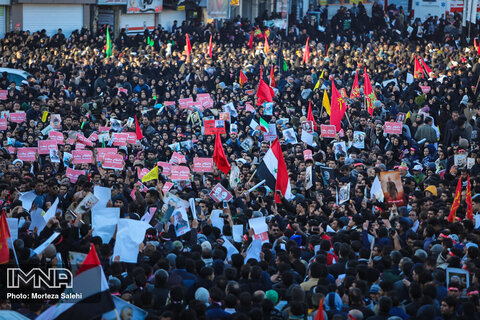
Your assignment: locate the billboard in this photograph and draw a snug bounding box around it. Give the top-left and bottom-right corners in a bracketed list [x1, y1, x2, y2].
[207, 0, 230, 19]
[127, 0, 163, 13]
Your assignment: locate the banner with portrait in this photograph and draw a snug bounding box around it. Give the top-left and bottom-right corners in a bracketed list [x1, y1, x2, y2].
[379, 171, 405, 207]
[207, 0, 230, 19]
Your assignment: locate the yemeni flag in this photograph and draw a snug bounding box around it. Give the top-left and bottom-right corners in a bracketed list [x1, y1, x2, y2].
[259, 117, 269, 132]
[248, 31, 254, 50]
[307, 101, 317, 130]
[414, 56, 423, 79]
[467, 174, 474, 220]
[36, 244, 115, 320]
[447, 177, 462, 223]
[364, 67, 376, 116]
[208, 35, 213, 58]
[105, 27, 112, 58]
[303, 37, 310, 64]
[239, 70, 248, 87]
[269, 65, 276, 88]
[256, 138, 293, 203]
[350, 72, 361, 99]
[135, 115, 143, 140]
[0, 212, 10, 264]
[213, 133, 231, 175]
[185, 33, 192, 57]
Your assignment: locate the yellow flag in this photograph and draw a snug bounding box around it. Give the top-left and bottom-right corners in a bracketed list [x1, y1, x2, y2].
[323, 90, 331, 115]
[405, 111, 411, 121]
[314, 79, 321, 91]
[320, 70, 324, 79]
[141, 166, 158, 183]
[41, 111, 49, 122]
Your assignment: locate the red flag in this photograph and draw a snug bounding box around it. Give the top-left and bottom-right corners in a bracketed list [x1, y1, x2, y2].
[314, 298, 325, 320]
[0, 212, 11, 264]
[303, 37, 310, 64]
[135, 115, 143, 140]
[467, 174, 474, 220]
[420, 57, 433, 76]
[256, 79, 275, 106]
[249, 31, 254, 50]
[271, 138, 289, 204]
[208, 35, 213, 58]
[330, 80, 346, 132]
[478, 40, 480, 55]
[350, 72, 361, 99]
[185, 33, 192, 57]
[414, 56, 423, 79]
[448, 177, 462, 223]
[364, 67, 377, 116]
[213, 133, 231, 175]
[264, 36, 269, 54]
[307, 101, 317, 130]
[239, 70, 248, 87]
[269, 65, 276, 88]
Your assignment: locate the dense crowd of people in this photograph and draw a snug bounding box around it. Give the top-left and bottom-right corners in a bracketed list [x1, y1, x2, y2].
[0, 3, 479, 320]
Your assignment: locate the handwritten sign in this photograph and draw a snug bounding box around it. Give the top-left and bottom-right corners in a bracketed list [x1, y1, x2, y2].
[320, 125, 336, 138]
[384, 122, 403, 134]
[38, 140, 58, 155]
[72, 150, 93, 164]
[103, 153, 124, 170]
[170, 165, 191, 180]
[17, 147, 37, 162]
[193, 157, 214, 173]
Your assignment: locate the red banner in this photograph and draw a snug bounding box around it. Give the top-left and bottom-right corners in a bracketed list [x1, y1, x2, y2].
[193, 157, 214, 172]
[320, 125, 337, 138]
[10, 112, 26, 124]
[66, 167, 86, 183]
[38, 140, 58, 155]
[17, 147, 37, 162]
[384, 122, 403, 134]
[103, 153, 124, 170]
[303, 150, 313, 161]
[72, 150, 94, 164]
[170, 165, 191, 180]
[204, 119, 226, 135]
[49, 131, 65, 144]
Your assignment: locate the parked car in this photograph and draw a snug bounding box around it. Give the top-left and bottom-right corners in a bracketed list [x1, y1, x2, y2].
[0, 68, 33, 86]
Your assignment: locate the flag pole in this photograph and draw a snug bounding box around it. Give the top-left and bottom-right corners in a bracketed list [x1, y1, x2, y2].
[9, 237, 19, 266]
[247, 169, 258, 184]
[113, 308, 121, 320]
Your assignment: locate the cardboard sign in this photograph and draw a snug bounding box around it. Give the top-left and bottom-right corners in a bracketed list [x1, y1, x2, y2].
[97, 148, 117, 162]
[384, 122, 403, 134]
[396, 112, 407, 123]
[17, 147, 37, 162]
[193, 157, 214, 172]
[103, 153, 124, 170]
[157, 162, 172, 176]
[10, 112, 26, 124]
[0, 118, 7, 130]
[48, 131, 65, 144]
[0, 90, 7, 100]
[77, 133, 93, 147]
[72, 150, 93, 164]
[112, 133, 128, 146]
[209, 183, 234, 203]
[38, 140, 58, 155]
[320, 125, 336, 138]
[126, 132, 137, 144]
[66, 167, 86, 183]
[170, 152, 187, 165]
[204, 119, 226, 135]
[303, 149, 313, 161]
[170, 165, 191, 180]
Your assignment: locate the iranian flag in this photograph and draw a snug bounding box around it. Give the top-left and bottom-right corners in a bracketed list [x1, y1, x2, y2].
[256, 138, 294, 203]
[36, 244, 114, 320]
[259, 117, 269, 132]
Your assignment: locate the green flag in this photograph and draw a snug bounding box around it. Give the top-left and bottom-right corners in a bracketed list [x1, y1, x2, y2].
[105, 27, 112, 58]
[282, 60, 288, 72]
[147, 36, 154, 48]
